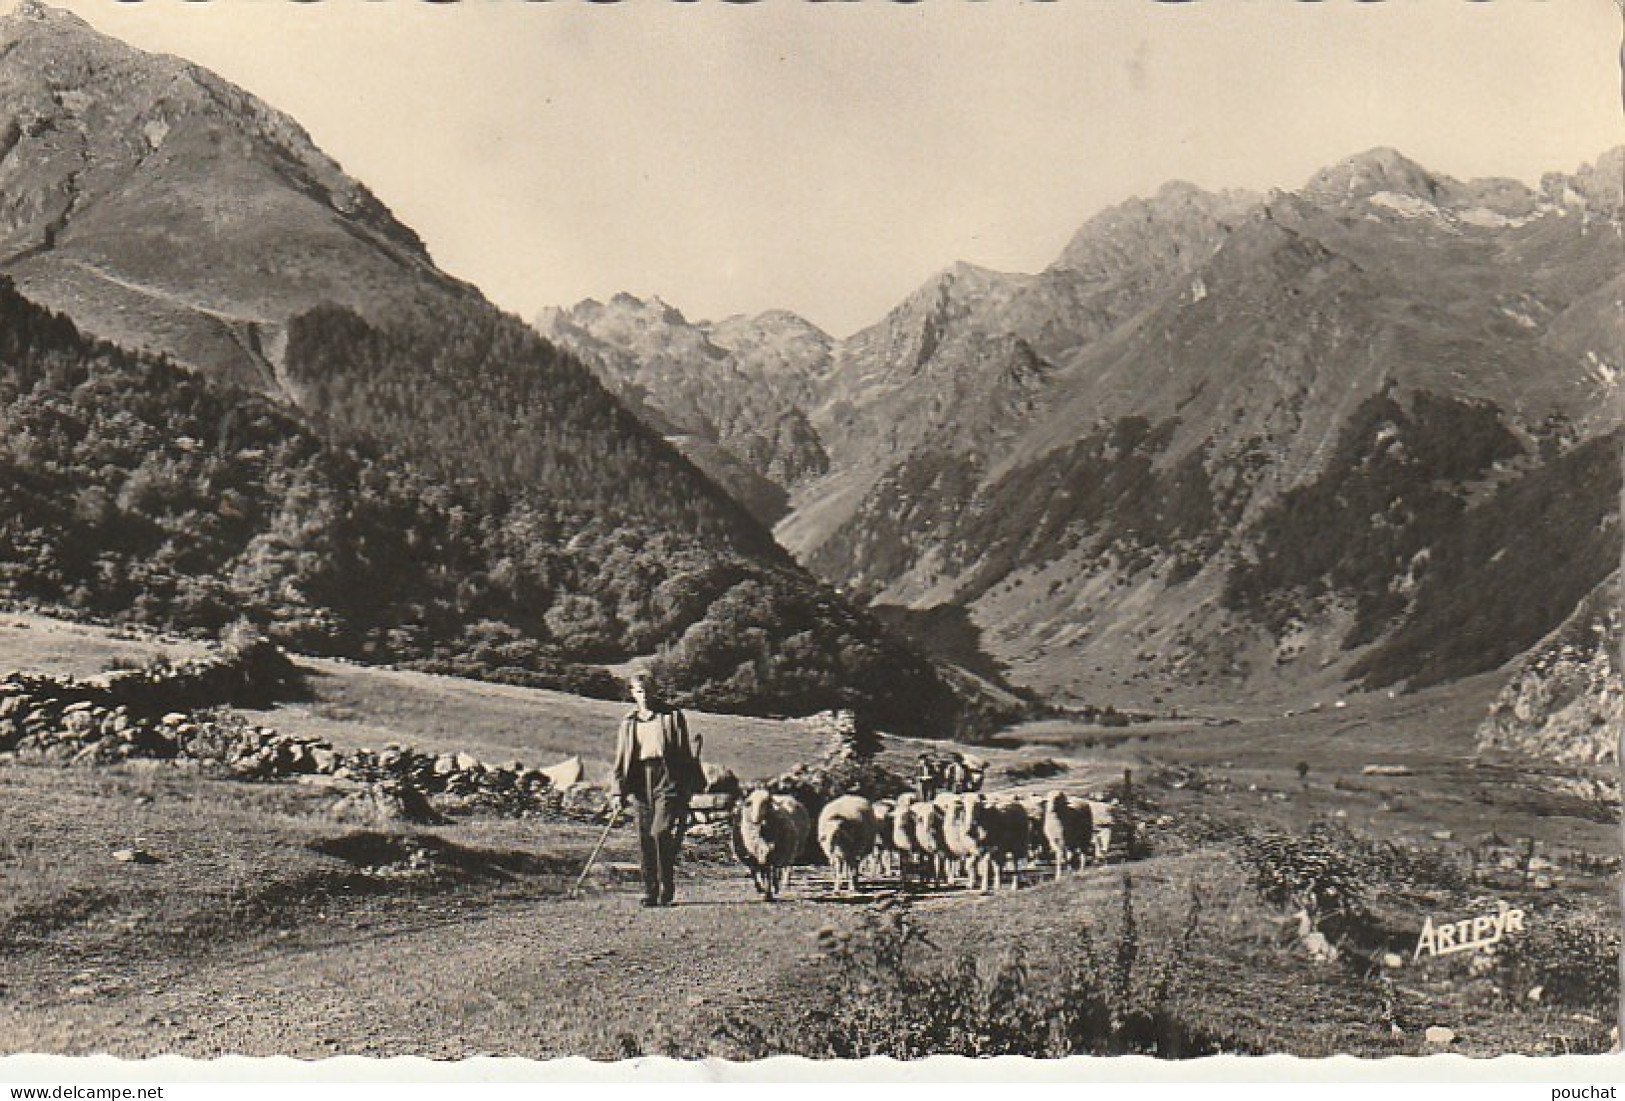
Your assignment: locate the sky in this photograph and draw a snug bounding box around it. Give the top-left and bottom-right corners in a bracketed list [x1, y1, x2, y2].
[52, 0, 1625, 338]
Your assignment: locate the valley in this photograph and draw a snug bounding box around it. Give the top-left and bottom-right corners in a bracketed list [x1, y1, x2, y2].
[0, 610, 1616, 1058]
[0, 0, 1616, 1065]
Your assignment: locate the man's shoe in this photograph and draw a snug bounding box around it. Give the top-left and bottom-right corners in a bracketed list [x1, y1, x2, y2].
[640, 897, 661, 908]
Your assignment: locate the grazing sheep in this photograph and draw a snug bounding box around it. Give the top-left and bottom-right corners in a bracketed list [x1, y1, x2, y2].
[818, 795, 879, 893]
[732, 788, 811, 901]
[1041, 791, 1095, 881]
[965, 793, 1030, 892]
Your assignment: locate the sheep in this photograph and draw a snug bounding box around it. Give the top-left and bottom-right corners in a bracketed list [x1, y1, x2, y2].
[818, 795, 879, 893]
[910, 796, 950, 886]
[1041, 791, 1095, 881]
[914, 754, 942, 801]
[891, 793, 925, 884]
[1017, 794, 1051, 864]
[937, 793, 977, 887]
[869, 798, 898, 878]
[732, 788, 811, 901]
[994, 797, 1034, 889]
[1087, 800, 1114, 862]
[965, 793, 1030, 892]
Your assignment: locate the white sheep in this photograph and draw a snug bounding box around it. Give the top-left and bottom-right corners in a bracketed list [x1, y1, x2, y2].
[817, 794, 879, 893]
[891, 793, 925, 884]
[910, 797, 950, 886]
[869, 798, 898, 878]
[1087, 799, 1114, 862]
[937, 792, 977, 887]
[732, 788, 811, 901]
[1041, 791, 1095, 881]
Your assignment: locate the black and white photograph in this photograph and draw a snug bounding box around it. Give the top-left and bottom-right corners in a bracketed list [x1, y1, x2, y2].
[0, 0, 1619, 1069]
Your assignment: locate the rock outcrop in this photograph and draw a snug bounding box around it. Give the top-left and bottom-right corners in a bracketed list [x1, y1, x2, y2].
[1477, 574, 1623, 769]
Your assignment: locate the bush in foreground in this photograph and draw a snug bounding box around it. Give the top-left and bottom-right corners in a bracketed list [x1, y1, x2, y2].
[712, 875, 1220, 1059]
[1493, 910, 1620, 1012]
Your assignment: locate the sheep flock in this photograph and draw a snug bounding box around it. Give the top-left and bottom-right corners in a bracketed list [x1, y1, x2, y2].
[728, 785, 1115, 900]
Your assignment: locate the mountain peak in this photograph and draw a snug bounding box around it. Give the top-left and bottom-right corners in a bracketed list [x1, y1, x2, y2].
[1542, 147, 1625, 214]
[890, 260, 1002, 318]
[0, 0, 441, 385]
[599, 291, 690, 327]
[709, 308, 834, 351]
[1051, 181, 1258, 281]
[747, 308, 827, 334]
[0, 0, 130, 60]
[2, 0, 84, 29]
[1303, 147, 1453, 205]
[0, 0, 128, 66]
[929, 259, 1007, 292]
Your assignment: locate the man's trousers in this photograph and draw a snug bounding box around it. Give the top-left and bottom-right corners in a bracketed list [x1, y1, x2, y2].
[629, 757, 687, 903]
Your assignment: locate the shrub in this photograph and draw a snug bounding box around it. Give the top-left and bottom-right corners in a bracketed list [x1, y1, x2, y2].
[713, 876, 1221, 1059]
[217, 617, 271, 661]
[1493, 910, 1620, 1011]
[1002, 758, 1067, 784]
[1163, 809, 1250, 850]
[1237, 826, 1369, 921]
[1347, 835, 1469, 895]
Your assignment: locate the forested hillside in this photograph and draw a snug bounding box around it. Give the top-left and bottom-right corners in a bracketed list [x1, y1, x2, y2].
[0, 281, 973, 735]
[281, 302, 777, 554]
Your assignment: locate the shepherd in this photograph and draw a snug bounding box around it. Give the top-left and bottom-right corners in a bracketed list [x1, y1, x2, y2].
[608, 669, 705, 908]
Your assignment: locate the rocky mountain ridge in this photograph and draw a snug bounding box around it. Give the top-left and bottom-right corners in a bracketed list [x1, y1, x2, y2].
[0, 0, 456, 395]
[534, 294, 832, 524]
[547, 144, 1623, 730]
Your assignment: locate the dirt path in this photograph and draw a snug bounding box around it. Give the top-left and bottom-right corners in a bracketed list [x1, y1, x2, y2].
[0, 862, 933, 1059]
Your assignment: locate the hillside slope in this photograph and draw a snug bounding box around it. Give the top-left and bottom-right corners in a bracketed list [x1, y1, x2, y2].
[0, 4, 990, 736]
[807, 149, 1624, 705]
[535, 295, 832, 525]
[0, 0, 447, 392]
[546, 147, 1622, 710]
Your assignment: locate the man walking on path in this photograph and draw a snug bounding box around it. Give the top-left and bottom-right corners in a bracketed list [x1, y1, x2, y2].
[609, 669, 705, 908]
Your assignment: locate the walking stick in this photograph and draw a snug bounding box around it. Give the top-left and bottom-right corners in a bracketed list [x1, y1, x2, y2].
[568, 801, 624, 900]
